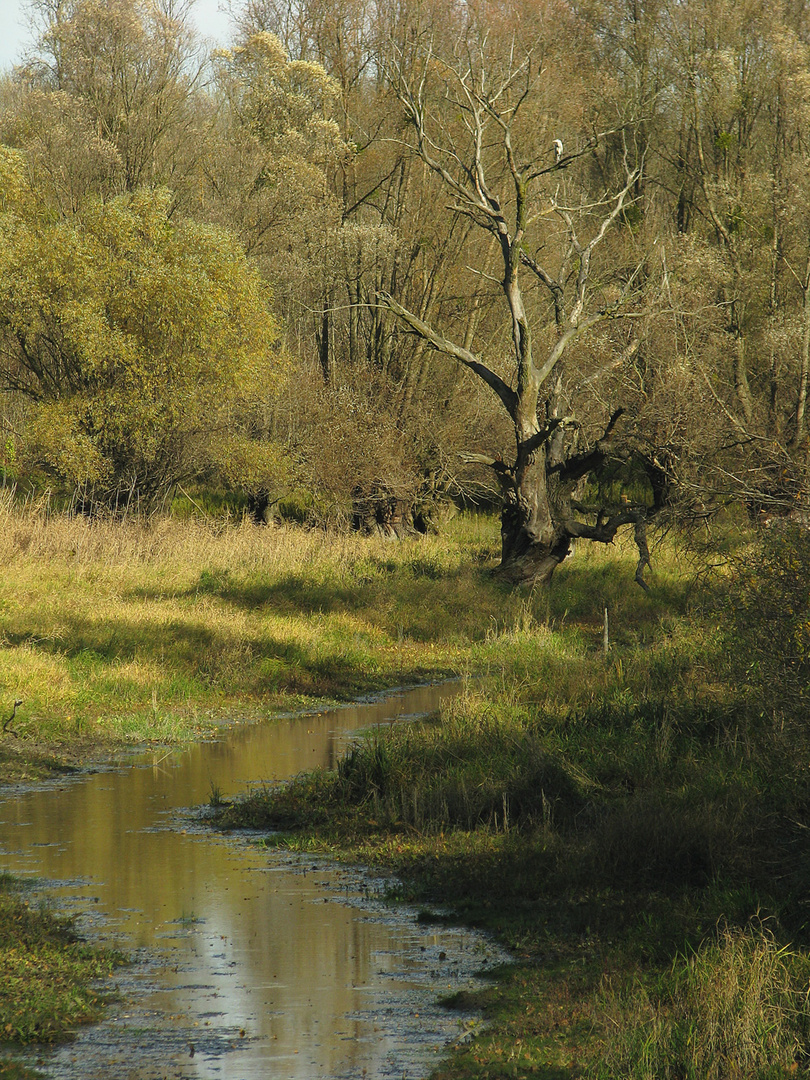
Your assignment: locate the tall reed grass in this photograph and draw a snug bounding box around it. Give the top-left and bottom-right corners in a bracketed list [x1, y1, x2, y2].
[597, 926, 810, 1079]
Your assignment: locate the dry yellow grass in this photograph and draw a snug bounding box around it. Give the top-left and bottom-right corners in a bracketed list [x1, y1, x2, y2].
[0, 493, 504, 745]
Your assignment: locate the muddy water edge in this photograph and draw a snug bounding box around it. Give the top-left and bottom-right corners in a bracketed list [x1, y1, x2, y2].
[0, 683, 508, 1080]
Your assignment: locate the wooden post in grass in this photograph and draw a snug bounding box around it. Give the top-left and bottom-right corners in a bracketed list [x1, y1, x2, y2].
[603, 608, 609, 656]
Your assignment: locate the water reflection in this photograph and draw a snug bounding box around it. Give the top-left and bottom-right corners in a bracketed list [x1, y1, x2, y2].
[0, 684, 503, 1079]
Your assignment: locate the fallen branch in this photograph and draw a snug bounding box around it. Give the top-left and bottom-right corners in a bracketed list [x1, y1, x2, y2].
[3, 699, 23, 737]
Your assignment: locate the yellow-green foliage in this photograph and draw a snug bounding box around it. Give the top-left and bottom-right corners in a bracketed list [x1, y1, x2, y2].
[0, 148, 282, 501]
[598, 926, 810, 1080]
[217, 31, 343, 155]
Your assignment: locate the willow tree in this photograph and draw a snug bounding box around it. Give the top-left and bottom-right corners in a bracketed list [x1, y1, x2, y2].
[18, 0, 206, 198]
[209, 31, 348, 356]
[0, 149, 282, 508]
[378, 9, 661, 585]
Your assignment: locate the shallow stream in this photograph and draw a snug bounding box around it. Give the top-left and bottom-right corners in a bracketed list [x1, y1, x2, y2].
[0, 684, 505, 1080]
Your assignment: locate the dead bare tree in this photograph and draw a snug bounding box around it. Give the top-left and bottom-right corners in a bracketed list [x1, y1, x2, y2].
[378, 20, 660, 586]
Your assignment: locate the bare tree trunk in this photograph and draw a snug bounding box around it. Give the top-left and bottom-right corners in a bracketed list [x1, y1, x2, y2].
[498, 445, 571, 585]
[795, 258, 810, 448]
[734, 333, 755, 428]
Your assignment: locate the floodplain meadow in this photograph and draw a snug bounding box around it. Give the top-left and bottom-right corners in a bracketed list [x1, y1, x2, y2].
[3, 490, 809, 1078]
[0, 493, 507, 766]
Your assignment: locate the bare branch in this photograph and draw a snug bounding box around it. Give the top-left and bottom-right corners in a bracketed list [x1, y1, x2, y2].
[554, 408, 625, 484]
[458, 450, 514, 486]
[377, 292, 518, 417]
[534, 311, 608, 387]
[519, 247, 565, 325]
[3, 699, 22, 737]
[522, 416, 578, 458]
[633, 518, 652, 590]
[559, 159, 643, 327]
[574, 337, 641, 392]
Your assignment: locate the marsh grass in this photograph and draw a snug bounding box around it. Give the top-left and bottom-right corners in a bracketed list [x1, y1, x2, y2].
[0, 493, 691, 754]
[0, 495, 521, 749]
[596, 925, 810, 1080]
[0, 876, 123, 1047]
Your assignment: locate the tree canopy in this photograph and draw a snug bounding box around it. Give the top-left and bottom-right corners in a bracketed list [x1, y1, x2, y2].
[0, 0, 809, 564]
[0, 148, 282, 507]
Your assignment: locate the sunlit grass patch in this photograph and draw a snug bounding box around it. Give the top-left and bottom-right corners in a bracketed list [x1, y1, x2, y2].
[594, 925, 810, 1080]
[0, 503, 510, 752]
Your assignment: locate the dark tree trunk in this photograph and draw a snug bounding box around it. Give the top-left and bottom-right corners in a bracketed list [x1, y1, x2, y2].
[316, 308, 331, 383]
[498, 511, 572, 585]
[497, 453, 573, 586]
[497, 440, 562, 584]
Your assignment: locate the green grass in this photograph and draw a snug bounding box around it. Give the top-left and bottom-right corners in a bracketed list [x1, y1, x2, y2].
[0, 875, 124, 1051]
[214, 522, 810, 1078]
[0, 492, 687, 761]
[0, 496, 513, 764]
[594, 925, 810, 1080]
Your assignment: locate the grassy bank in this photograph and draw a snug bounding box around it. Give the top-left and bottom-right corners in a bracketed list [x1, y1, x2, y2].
[216, 524, 810, 1078]
[0, 874, 123, 1078]
[5, 493, 804, 1076]
[0, 498, 517, 1061]
[0, 494, 524, 780]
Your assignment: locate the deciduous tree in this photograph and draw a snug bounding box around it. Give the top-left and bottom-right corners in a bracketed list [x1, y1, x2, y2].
[0, 148, 282, 508]
[378, 5, 661, 584]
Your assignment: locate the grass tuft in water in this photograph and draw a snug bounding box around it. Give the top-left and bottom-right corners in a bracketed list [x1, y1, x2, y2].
[0, 877, 124, 1047]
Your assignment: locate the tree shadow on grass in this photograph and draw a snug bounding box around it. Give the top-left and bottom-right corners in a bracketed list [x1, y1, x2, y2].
[0, 609, 425, 705]
[122, 563, 509, 643]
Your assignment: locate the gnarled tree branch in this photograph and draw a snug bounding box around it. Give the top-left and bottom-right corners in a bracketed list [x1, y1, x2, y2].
[376, 292, 519, 418]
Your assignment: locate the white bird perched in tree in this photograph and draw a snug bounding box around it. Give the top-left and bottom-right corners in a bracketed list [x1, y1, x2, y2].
[553, 139, 563, 164]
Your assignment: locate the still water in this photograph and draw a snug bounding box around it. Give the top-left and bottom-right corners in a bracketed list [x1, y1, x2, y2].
[0, 684, 505, 1080]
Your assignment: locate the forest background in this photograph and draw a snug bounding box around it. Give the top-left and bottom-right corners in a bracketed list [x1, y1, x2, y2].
[3, 0, 810, 556]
